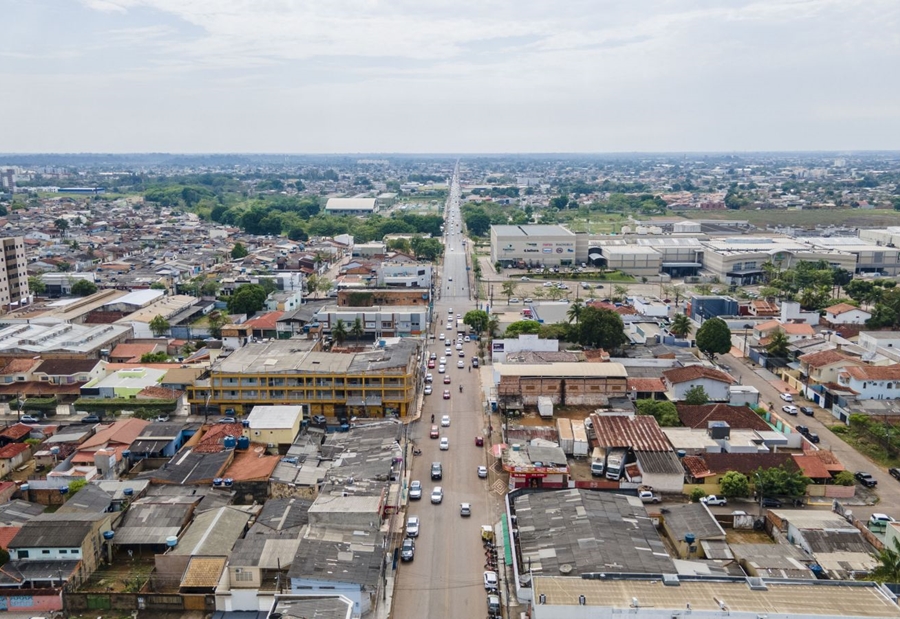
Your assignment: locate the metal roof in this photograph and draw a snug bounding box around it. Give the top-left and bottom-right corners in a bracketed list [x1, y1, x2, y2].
[591, 413, 672, 451]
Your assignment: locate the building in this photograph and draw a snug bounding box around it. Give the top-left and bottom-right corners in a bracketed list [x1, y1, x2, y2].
[0, 237, 29, 309]
[802, 236, 900, 276]
[314, 305, 429, 337]
[491, 334, 559, 363]
[324, 198, 377, 216]
[590, 242, 662, 277]
[836, 364, 900, 400]
[663, 365, 735, 402]
[491, 224, 578, 267]
[494, 362, 628, 410]
[379, 261, 432, 288]
[823, 303, 871, 325]
[689, 295, 739, 321]
[860, 331, 900, 352]
[188, 339, 419, 418]
[243, 405, 304, 448]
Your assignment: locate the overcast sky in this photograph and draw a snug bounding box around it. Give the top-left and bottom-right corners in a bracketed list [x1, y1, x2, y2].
[2, 0, 899, 153]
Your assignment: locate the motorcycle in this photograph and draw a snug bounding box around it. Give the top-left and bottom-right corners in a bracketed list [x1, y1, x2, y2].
[459, 385, 463, 393]
[413, 448, 422, 456]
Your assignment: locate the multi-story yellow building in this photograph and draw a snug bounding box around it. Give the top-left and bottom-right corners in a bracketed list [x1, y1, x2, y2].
[188, 338, 420, 419]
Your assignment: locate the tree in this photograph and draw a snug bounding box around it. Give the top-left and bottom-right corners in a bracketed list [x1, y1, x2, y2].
[611, 284, 629, 302]
[753, 465, 810, 498]
[505, 320, 542, 338]
[56, 261, 72, 272]
[464, 209, 492, 236]
[463, 310, 489, 334]
[501, 281, 518, 302]
[869, 537, 900, 584]
[669, 314, 692, 339]
[635, 399, 680, 426]
[720, 471, 750, 497]
[332, 319, 348, 345]
[227, 284, 268, 315]
[231, 242, 249, 259]
[486, 316, 500, 338]
[575, 306, 628, 352]
[689, 487, 706, 503]
[71, 279, 98, 296]
[765, 330, 791, 360]
[140, 351, 169, 363]
[387, 238, 412, 254]
[28, 275, 46, 295]
[693, 283, 713, 296]
[207, 310, 227, 339]
[54, 218, 69, 236]
[150, 281, 167, 290]
[683, 385, 710, 405]
[149, 315, 171, 337]
[833, 470, 855, 486]
[350, 317, 364, 344]
[696, 317, 732, 360]
[200, 279, 220, 297]
[410, 237, 444, 261]
[566, 300, 585, 324]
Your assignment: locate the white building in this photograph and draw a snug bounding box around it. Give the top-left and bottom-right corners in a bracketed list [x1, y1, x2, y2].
[324, 198, 377, 215]
[379, 262, 432, 288]
[662, 366, 735, 402]
[823, 302, 871, 325]
[491, 334, 559, 363]
[859, 331, 900, 352]
[314, 305, 428, 337]
[631, 297, 670, 318]
[836, 364, 900, 400]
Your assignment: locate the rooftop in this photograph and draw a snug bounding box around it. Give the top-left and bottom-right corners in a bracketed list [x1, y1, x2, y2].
[172, 506, 252, 556]
[663, 365, 736, 385]
[247, 405, 303, 429]
[497, 362, 628, 378]
[590, 413, 672, 451]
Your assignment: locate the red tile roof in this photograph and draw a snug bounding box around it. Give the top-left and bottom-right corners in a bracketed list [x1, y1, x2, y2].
[0, 443, 30, 459]
[627, 377, 667, 393]
[824, 303, 864, 316]
[0, 527, 21, 550]
[224, 447, 280, 481]
[244, 311, 284, 330]
[0, 358, 40, 375]
[194, 423, 245, 454]
[681, 455, 715, 478]
[799, 349, 856, 368]
[841, 364, 900, 381]
[663, 366, 735, 385]
[137, 385, 183, 400]
[791, 454, 832, 479]
[110, 343, 159, 361]
[0, 424, 33, 441]
[80, 418, 149, 450]
[781, 323, 815, 336]
[676, 404, 771, 432]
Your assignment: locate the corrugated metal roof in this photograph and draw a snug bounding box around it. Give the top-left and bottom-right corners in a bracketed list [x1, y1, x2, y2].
[591, 414, 671, 451]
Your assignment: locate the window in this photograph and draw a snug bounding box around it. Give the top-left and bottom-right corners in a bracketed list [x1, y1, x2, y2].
[59, 549, 67, 554]
[234, 571, 254, 582]
[18, 550, 28, 558]
[42, 549, 50, 554]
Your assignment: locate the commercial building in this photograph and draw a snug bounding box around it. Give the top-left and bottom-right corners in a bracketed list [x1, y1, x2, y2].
[0, 321, 131, 358]
[494, 362, 628, 409]
[324, 198, 377, 215]
[0, 237, 29, 309]
[188, 339, 419, 418]
[491, 225, 578, 267]
[314, 305, 428, 337]
[802, 236, 900, 276]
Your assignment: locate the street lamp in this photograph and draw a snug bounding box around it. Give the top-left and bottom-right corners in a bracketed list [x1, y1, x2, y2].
[204, 392, 211, 425]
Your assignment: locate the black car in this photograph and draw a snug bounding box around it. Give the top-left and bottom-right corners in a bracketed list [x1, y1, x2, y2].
[761, 497, 783, 508]
[431, 462, 443, 480]
[799, 407, 815, 416]
[890, 468, 900, 481]
[400, 538, 415, 561]
[805, 432, 820, 443]
[795, 425, 809, 435]
[856, 471, 878, 488]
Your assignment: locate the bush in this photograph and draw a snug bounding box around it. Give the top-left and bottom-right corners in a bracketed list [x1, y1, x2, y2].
[829, 425, 847, 434]
[720, 471, 750, 497]
[689, 488, 706, 503]
[833, 470, 855, 486]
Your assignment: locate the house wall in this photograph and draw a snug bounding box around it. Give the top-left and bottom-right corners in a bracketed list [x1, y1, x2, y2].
[838, 376, 900, 399]
[826, 309, 870, 324]
[290, 578, 367, 616]
[0, 589, 63, 613]
[670, 378, 731, 402]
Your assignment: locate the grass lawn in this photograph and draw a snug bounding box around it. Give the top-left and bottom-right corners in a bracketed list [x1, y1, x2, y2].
[678, 208, 900, 228]
[825, 422, 900, 468]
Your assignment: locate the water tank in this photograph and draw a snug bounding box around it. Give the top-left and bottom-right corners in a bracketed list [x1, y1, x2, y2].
[676, 450, 686, 459]
[19, 484, 29, 492]
[212, 478, 223, 487]
[241, 419, 250, 428]
[684, 533, 696, 545]
[223, 436, 237, 449]
[636, 226, 648, 234]
[103, 531, 115, 540]
[122, 450, 131, 460]
[123, 488, 134, 496]
[223, 478, 234, 487]
[236, 436, 250, 450]
[59, 487, 69, 495]
[166, 536, 178, 548]
[649, 226, 663, 235]
[50, 447, 60, 455]
[621, 226, 632, 234]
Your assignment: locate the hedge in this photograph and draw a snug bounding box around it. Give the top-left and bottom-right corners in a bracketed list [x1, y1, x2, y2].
[73, 398, 176, 413]
[23, 397, 58, 411]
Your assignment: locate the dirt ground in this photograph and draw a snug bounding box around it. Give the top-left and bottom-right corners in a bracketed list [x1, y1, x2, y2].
[726, 529, 775, 544]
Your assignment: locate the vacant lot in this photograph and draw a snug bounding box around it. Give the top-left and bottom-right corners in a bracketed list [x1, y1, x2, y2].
[678, 208, 900, 228]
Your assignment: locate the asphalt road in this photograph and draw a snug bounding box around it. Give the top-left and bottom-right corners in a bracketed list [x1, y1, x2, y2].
[391, 165, 498, 619]
[722, 352, 900, 519]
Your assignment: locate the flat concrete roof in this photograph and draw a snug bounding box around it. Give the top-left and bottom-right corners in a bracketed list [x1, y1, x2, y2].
[492, 224, 574, 237]
[247, 405, 303, 429]
[496, 362, 627, 378]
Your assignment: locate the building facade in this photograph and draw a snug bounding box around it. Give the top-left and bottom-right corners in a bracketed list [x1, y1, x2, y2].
[0, 237, 29, 309]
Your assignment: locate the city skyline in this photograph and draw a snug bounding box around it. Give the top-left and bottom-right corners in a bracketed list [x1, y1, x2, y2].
[2, 0, 899, 153]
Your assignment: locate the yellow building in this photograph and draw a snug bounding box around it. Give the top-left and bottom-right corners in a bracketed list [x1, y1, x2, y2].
[243, 405, 304, 447]
[188, 338, 419, 418]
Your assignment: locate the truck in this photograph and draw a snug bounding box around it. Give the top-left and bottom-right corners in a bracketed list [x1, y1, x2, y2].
[638, 485, 661, 504]
[605, 448, 628, 481]
[538, 397, 554, 419]
[571, 420, 589, 458]
[556, 418, 574, 455]
[456, 319, 470, 336]
[590, 447, 605, 477]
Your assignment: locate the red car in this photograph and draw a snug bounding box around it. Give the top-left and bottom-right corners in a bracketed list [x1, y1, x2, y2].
[430, 425, 439, 438]
[443, 375, 451, 384]
[475, 436, 484, 447]
[443, 390, 451, 399]
[428, 360, 435, 368]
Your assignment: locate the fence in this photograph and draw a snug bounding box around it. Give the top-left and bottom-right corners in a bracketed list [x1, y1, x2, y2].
[65, 592, 215, 613]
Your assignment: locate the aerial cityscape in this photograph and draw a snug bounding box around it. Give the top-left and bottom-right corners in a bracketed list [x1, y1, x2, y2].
[3, 2, 900, 619]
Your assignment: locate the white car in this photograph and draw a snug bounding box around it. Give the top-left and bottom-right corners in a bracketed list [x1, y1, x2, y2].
[424, 385, 433, 395]
[464, 336, 470, 343]
[440, 437, 450, 450]
[406, 515, 420, 537]
[425, 373, 433, 383]
[439, 357, 447, 365]
[779, 392, 794, 402]
[441, 415, 451, 427]
[431, 487, 444, 504]
[448, 308, 453, 314]
[438, 364, 446, 373]
[483, 570, 498, 590]
[477, 465, 488, 478]
[409, 480, 422, 500]
[782, 405, 798, 415]
[458, 350, 465, 357]
[456, 314, 461, 319]
[457, 360, 465, 368]
[439, 333, 445, 341]
[445, 347, 452, 355]
[455, 343, 463, 350]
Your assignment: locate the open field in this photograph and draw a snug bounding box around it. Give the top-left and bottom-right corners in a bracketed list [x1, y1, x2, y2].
[677, 208, 900, 228]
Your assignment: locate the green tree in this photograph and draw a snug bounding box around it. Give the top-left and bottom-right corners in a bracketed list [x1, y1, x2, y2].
[696, 317, 732, 360]
[833, 470, 855, 486]
[231, 242, 249, 259]
[332, 319, 348, 345]
[149, 315, 171, 337]
[765, 330, 791, 360]
[635, 399, 680, 426]
[207, 310, 227, 339]
[694, 283, 713, 296]
[54, 217, 69, 236]
[57, 261, 72, 272]
[486, 316, 500, 338]
[350, 317, 364, 343]
[611, 284, 629, 302]
[501, 281, 518, 302]
[140, 351, 169, 363]
[67, 478, 87, 494]
[200, 279, 220, 297]
[669, 314, 692, 339]
[683, 385, 710, 405]
[575, 306, 628, 352]
[463, 309, 490, 334]
[387, 238, 412, 254]
[566, 299, 585, 324]
[150, 281, 167, 290]
[869, 537, 900, 584]
[28, 275, 46, 295]
[410, 237, 444, 261]
[228, 284, 268, 315]
[71, 278, 98, 296]
[720, 471, 750, 497]
[505, 320, 542, 338]
[689, 487, 707, 503]
[464, 209, 492, 236]
[753, 465, 810, 498]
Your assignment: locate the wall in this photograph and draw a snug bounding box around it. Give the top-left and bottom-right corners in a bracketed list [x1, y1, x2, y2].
[65, 592, 215, 613]
[0, 589, 62, 613]
[671, 379, 730, 402]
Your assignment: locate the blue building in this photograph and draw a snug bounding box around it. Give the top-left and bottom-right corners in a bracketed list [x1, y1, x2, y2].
[126, 422, 192, 460]
[689, 295, 739, 322]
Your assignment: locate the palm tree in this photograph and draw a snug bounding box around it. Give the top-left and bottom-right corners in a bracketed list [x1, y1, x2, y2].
[766, 330, 791, 360]
[669, 314, 692, 339]
[567, 300, 585, 324]
[612, 284, 629, 302]
[501, 281, 517, 302]
[869, 537, 900, 584]
[332, 319, 347, 346]
[350, 317, 364, 344]
[486, 317, 500, 338]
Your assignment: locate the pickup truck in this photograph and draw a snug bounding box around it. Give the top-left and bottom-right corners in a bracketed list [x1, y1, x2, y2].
[700, 495, 728, 506]
[638, 489, 661, 504]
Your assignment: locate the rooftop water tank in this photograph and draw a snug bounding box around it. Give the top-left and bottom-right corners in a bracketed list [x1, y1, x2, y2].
[223, 436, 237, 449]
[223, 478, 234, 487]
[19, 484, 29, 492]
[122, 450, 131, 459]
[50, 447, 60, 455]
[166, 536, 178, 548]
[59, 486, 69, 495]
[103, 531, 115, 540]
[123, 488, 134, 496]
[236, 436, 250, 450]
[212, 478, 223, 487]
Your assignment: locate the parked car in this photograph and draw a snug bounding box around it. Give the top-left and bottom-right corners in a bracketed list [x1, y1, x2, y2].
[477, 465, 488, 478]
[805, 432, 820, 444]
[779, 392, 794, 402]
[856, 471, 878, 488]
[218, 417, 237, 424]
[483, 570, 499, 590]
[460, 502, 471, 517]
[409, 480, 422, 500]
[81, 414, 102, 424]
[311, 414, 327, 425]
[431, 462, 443, 480]
[760, 497, 782, 508]
[799, 406, 815, 416]
[400, 538, 415, 561]
[424, 385, 433, 396]
[20, 415, 42, 424]
[700, 495, 727, 506]
[475, 436, 484, 447]
[889, 468, 900, 481]
[155, 414, 170, 422]
[431, 486, 444, 504]
[406, 515, 420, 537]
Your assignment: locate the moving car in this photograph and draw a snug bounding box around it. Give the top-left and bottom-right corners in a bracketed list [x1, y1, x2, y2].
[431, 486, 444, 504]
[441, 415, 451, 427]
[443, 390, 451, 399]
[400, 538, 415, 561]
[856, 471, 878, 488]
[438, 365, 446, 374]
[477, 466, 488, 478]
[430, 425, 440, 438]
[889, 468, 900, 481]
[406, 515, 420, 537]
[457, 360, 465, 368]
[760, 497, 782, 507]
[781, 405, 798, 415]
[443, 375, 451, 384]
[458, 350, 465, 357]
[700, 495, 727, 506]
[509, 297, 520, 303]
[409, 480, 422, 500]
[431, 462, 442, 480]
[439, 333, 445, 340]
[424, 385, 433, 396]
[428, 360, 435, 368]
[799, 406, 814, 416]
[472, 357, 479, 368]
[81, 414, 102, 424]
[779, 392, 794, 402]
[425, 373, 433, 383]
[440, 437, 449, 450]
[460, 502, 471, 517]
[439, 357, 447, 365]
[20, 415, 42, 424]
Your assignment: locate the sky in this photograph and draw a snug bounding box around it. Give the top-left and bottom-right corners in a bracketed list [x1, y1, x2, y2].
[2, 0, 899, 153]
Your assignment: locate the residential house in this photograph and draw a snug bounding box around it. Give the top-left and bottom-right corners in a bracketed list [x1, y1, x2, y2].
[71, 418, 149, 476]
[836, 365, 900, 400]
[80, 366, 167, 399]
[265, 290, 303, 313]
[0, 423, 34, 447]
[128, 422, 190, 460]
[798, 349, 862, 393]
[0, 358, 40, 385]
[662, 365, 735, 402]
[108, 341, 166, 363]
[243, 405, 304, 450]
[823, 303, 871, 326]
[0, 443, 31, 478]
[32, 358, 106, 385]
